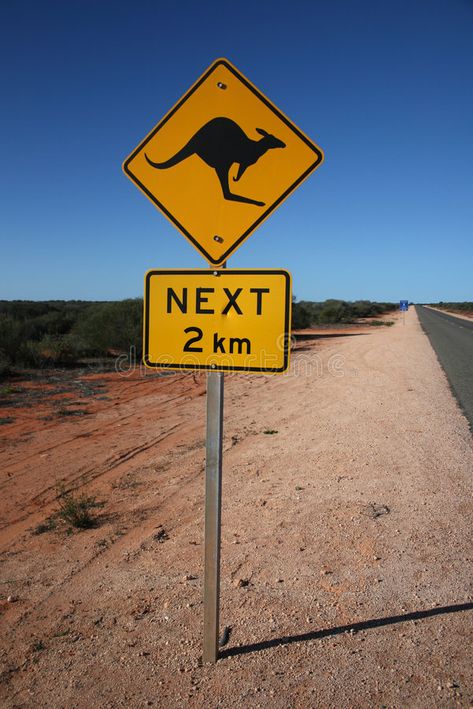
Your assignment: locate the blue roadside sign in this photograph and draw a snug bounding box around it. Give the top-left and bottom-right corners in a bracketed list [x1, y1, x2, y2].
[400, 300, 408, 311]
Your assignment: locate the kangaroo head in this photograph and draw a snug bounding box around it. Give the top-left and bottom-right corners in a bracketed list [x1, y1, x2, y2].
[256, 128, 286, 149]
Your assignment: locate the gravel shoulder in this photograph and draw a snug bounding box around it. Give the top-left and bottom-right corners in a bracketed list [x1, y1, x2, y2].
[1, 308, 473, 708]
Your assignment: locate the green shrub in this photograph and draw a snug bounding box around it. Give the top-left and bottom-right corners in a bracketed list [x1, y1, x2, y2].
[432, 302, 473, 312]
[0, 351, 11, 379]
[0, 300, 109, 367]
[292, 298, 312, 328]
[32, 518, 57, 535]
[73, 299, 142, 356]
[0, 315, 23, 363]
[56, 488, 101, 530]
[293, 300, 396, 327]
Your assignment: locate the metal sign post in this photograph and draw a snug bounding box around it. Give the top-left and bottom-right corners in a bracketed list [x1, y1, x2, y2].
[203, 370, 224, 663]
[400, 300, 408, 326]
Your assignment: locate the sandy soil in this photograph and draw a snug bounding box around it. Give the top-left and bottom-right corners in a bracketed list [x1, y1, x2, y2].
[1, 309, 472, 708]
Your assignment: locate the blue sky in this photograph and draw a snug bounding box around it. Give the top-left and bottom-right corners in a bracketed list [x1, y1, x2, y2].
[1, 0, 472, 303]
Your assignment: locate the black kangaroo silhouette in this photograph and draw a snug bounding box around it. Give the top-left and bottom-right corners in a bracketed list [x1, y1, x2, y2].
[144, 117, 286, 207]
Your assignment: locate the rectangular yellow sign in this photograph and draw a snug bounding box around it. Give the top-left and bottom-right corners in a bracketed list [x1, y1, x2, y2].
[144, 270, 292, 373]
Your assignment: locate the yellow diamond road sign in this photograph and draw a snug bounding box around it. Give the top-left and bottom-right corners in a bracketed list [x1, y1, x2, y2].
[144, 270, 292, 373]
[124, 58, 323, 265]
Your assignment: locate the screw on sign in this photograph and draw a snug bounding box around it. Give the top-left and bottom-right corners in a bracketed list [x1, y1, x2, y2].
[123, 58, 324, 265]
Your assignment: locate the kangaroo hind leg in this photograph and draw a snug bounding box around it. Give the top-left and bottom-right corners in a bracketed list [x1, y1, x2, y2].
[216, 165, 265, 207]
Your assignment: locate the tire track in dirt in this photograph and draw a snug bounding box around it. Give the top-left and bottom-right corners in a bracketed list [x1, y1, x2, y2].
[0, 424, 209, 666]
[0, 372, 208, 548]
[0, 419, 202, 547]
[0, 376, 204, 473]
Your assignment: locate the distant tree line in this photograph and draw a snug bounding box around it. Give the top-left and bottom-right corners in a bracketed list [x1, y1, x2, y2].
[430, 301, 473, 312]
[0, 299, 142, 375]
[0, 297, 396, 375]
[292, 298, 396, 329]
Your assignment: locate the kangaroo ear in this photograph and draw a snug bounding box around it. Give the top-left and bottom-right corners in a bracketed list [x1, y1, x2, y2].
[256, 128, 270, 137]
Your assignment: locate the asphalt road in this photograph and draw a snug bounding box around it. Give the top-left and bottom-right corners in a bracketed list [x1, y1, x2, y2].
[416, 305, 473, 430]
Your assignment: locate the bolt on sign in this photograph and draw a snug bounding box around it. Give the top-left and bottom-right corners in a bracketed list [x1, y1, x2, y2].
[143, 270, 292, 372]
[123, 58, 324, 265]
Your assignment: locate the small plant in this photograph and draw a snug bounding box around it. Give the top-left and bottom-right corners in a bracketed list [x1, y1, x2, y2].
[263, 429, 278, 435]
[33, 517, 57, 535]
[56, 408, 90, 417]
[369, 320, 395, 327]
[0, 417, 15, 425]
[56, 487, 101, 530]
[32, 640, 45, 652]
[52, 629, 70, 638]
[153, 528, 169, 543]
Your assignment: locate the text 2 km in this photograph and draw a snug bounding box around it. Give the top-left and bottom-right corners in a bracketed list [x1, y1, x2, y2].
[183, 328, 251, 355]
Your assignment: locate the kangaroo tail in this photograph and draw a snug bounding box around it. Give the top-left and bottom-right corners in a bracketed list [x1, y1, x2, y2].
[145, 141, 195, 169]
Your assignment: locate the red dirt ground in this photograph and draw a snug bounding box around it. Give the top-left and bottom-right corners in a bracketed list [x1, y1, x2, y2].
[1, 311, 472, 708]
